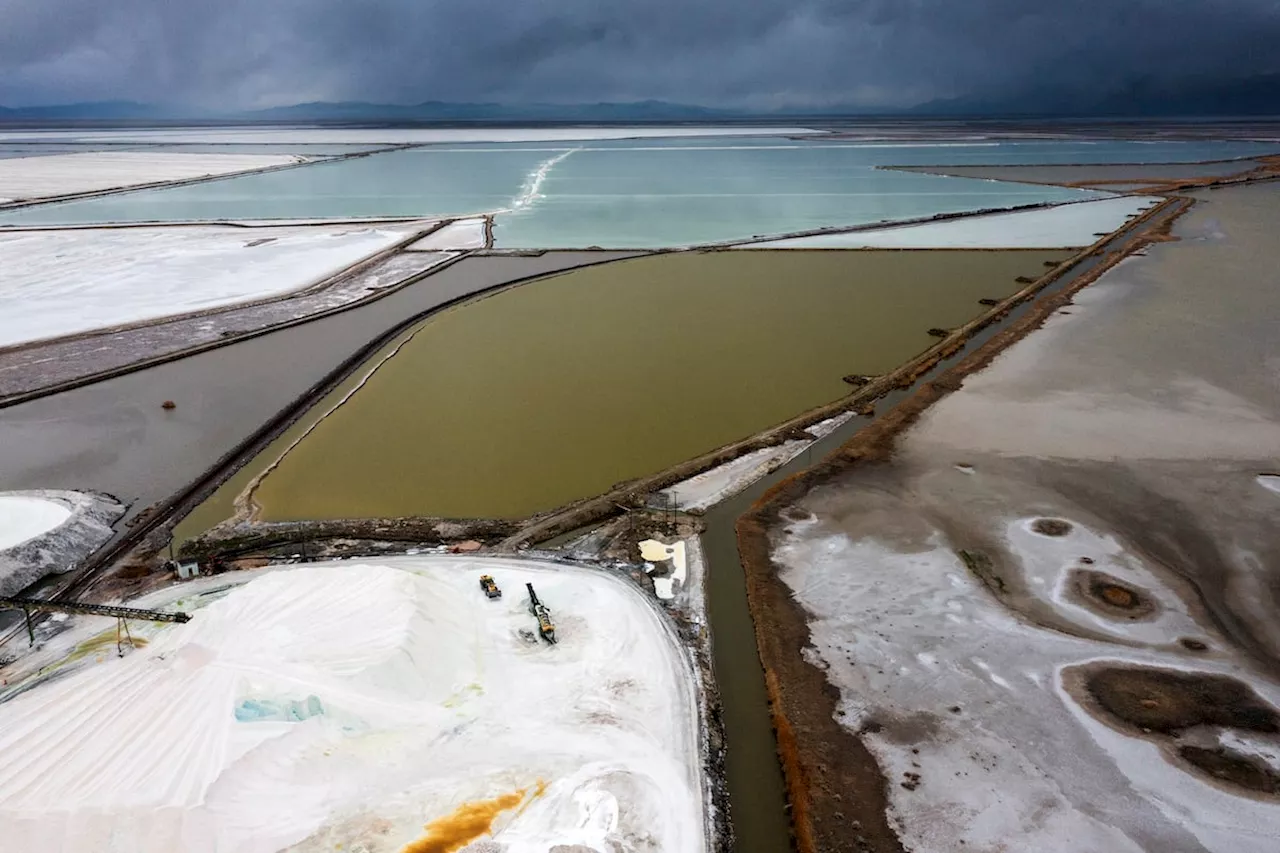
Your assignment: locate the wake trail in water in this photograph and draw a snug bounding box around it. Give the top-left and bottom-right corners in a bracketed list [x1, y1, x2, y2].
[507, 149, 578, 211]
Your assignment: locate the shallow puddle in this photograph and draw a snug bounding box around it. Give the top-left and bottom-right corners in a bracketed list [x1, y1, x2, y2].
[184, 249, 1057, 527]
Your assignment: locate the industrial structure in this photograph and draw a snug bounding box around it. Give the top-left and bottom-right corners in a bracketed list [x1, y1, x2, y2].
[526, 582, 556, 644]
[0, 596, 191, 654]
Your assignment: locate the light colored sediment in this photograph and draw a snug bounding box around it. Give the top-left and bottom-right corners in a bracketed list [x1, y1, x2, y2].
[406, 217, 488, 250]
[741, 196, 1160, 249]
[653, 413, 856, 514]
[0, 221, 434, 348]
[0, 250, 457, 403]
[887, 159, 1271, 186]
[0, 495, 70, 551]
[656, 442, 810, 513]
[908, 184, 1280, 458]
[0, 490, 125, 597]
[0, 151, 304, 201]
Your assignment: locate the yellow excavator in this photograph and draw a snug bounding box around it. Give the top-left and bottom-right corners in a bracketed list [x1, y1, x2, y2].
[526, 583, 556, 644]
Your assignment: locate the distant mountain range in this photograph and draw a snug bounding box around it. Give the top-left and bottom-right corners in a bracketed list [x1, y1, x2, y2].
[0, 101, 175, 121]
[3, 75, 1278, 124]
[249, 99, 735, 122]
[0, 99, 743, 124]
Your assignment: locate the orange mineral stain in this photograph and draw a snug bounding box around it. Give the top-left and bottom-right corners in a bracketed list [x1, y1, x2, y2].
[401, 783, 543, 853]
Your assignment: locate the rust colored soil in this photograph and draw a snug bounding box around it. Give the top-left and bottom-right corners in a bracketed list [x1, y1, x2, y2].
[1066, 569, 1157, 620]
[401, 786, 533, 853]
[735, 199, 1192, 852]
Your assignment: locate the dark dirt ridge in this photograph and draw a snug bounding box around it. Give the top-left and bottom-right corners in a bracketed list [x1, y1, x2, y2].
[1030, 517, 1073, 536]
[1179, 746, 1280, 795]
[734, 198, 1191, 853]
[1082, 665, 1280, 735]
[1066, 662, 1280, 799]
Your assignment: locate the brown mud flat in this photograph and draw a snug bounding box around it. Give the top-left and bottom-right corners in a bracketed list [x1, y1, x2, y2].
[1178, 746, 1280, 796]
[1062, 662, 1280, 799]
[734, 198, 1191, 853]
[1070, 664, 1280, 736]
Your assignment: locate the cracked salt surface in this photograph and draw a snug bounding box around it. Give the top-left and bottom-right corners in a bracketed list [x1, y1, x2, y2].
[406, 217, 487, 250]
[741, 196, 1160, 249]
[0, 222, 430, 346]
[773, 511, 1280, 851]
[0, 151, 302, 200]
[0, 557, 705, 853]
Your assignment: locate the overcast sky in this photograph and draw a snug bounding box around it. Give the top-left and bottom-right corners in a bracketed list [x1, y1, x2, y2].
[1, 0, 1278, 109]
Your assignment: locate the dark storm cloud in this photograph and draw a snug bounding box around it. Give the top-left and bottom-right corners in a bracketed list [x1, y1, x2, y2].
[1, 0, 1278, 109]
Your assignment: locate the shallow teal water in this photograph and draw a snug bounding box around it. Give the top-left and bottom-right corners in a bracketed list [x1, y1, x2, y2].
[2, 137, 1274, 246]
[0, 147, 552, 224]
[492, 145, 1099, 247]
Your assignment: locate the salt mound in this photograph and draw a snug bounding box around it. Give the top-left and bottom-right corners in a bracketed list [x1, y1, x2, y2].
[0, 558, 706, 853]
[0, 564, 477, 823]
[154, 564, 478, 703]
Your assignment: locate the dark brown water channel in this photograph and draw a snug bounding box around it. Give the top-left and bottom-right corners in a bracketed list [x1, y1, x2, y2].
[178, 249, 1056, 533]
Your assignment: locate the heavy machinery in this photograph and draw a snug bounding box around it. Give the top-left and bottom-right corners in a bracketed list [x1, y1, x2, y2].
[0, 596, 191, 654]
[526, 582, 556, 644]
[479, 574, 502, 599]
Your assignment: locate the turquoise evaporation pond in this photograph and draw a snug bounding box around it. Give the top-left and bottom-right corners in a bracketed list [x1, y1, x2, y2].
[2, 137, 1276, 244]
[0, 147, 555, 225]
[491, 146, 1097, 248]
[486, 138, 1280, 247]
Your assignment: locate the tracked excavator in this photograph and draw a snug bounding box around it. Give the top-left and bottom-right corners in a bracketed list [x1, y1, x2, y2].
[526, 582, 556, 644]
